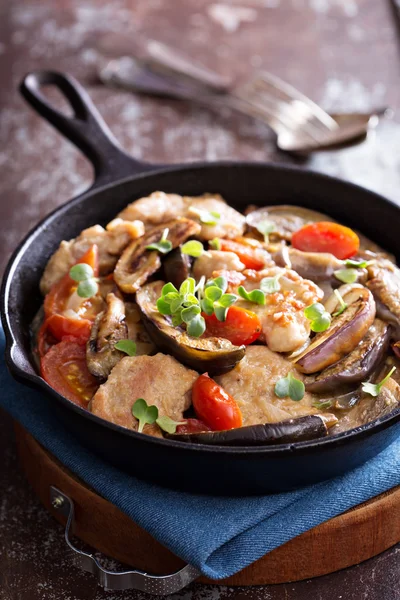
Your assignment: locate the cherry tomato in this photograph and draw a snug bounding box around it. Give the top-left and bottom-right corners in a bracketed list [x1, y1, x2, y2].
[175, 419, 211, 434]
[219, 239, 265, 270]
[204, 305, 261, 346]
[45, 314, 92, 345]
[44, 245, 99, 318]
[40, 340, 98, 408]
[291, 222, 359, 260]
[192, 373, 242, 431]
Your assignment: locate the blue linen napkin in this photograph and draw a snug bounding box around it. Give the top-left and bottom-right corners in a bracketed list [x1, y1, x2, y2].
[1, 327, 400, 580]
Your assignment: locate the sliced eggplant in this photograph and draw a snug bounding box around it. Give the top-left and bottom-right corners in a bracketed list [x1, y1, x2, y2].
[167, 415, 332, 446]
[294, 287, 376, 374]
[136, 281, 245, 373]
[246, 205, 333, 242]
[272, 246, 343, 281]
[163, 247, 193, 288]
[114, 218, 201, 294]
[86, 292, 128, 380]
[305, 319, 390, 393]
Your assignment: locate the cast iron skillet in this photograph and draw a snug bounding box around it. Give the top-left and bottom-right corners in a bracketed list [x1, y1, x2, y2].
[2, 70, 400, 495]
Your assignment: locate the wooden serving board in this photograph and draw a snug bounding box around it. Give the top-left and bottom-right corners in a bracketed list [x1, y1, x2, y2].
[14, 422, 400, 586]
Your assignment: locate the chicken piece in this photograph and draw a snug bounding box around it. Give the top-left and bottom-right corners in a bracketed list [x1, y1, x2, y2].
[40, 221, 144, 295]
[231, 267, 323, 352]
[125, 302, 156, 356]
[367, 258, 400, 327]
[216, 346, 321, 427]
[192, 251, 245, 281]
[90, 354, 198, 436]
[186, 195, 246, 240]
[86, 293, 128, 380]
[332, 377, 400, 434]
[117, 191, 188, 226]
[118, 192, 246, 241]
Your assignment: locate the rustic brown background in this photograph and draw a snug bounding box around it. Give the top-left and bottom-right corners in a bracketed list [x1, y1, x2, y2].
[1, 0, 400, 598]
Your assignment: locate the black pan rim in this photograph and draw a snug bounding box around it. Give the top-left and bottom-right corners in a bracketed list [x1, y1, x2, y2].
[3, 159, 400, 456]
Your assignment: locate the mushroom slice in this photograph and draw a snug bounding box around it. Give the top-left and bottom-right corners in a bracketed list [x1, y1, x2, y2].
[167, 415, 333, 446]
[114, 218, 201, 294]
[305, 319, 390, 393]
[272, 246, 343, 281]
[367, 258, 400, 335]
[86, 293, 128, 380]
[246, 205, 333, 242]
[294, 287, 376, 374]
[136, 281, 245, 374]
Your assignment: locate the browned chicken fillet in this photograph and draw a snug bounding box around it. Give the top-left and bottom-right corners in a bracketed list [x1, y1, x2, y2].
[90, 353, 198, 436]
[40, 221, 144, 295]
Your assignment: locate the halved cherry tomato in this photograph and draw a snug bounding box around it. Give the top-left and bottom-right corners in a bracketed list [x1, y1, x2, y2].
[175, 419, 211, 434]
[192, 373, 242, 431]
[44, 245, 99, 318]
[40, 340, 98, 408]
[291, 222, 359, 260]
[203, 305, 261, 346]
[45, 314, 92, 345]
[219, 239, 265, 270]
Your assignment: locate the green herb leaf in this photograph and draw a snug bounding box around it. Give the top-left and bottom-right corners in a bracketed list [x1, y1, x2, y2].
[205, 276, 227, 293]
[304, 303, 325, 320]
[190, 207, 221, 225]
[213, 294, 237, 322]
[255, 219, 276, 242]
[179, 277, 195, 296]
[274, 372, 305, 402]
[114, 340, 137, 356]
[334, 268, 358, 284]
[161, 282, 178, 296]
[344, 259, 375, 268]
[201, 297, 214, 315]
[332, 289, 348, 318]
[156, 415, 186, 434]
[312, 399, 333, 410]
[187, 314, 206, 337]
[146, 228, 173, 254]
[132, 398, 159, 433]
[238, 286, 266, 305]
[181, 305, 201, 323]
[156, 297, 172, 315]
[361, 366, 396, 397]
[205, 286, 223, 302]
[304, 302, 331, 333]
[77, 279, 98, 298]
[69, 263, 94, 282]
[260, 275, 281, 294]
[181, 240, 205, 258]
[209, 238, 221, 250]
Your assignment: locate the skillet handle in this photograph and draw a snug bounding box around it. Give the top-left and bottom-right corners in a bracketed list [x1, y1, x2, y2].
[20, 70, 154, 186]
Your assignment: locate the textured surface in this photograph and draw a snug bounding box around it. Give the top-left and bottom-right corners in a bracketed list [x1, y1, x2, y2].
[1, 0, 400, 598]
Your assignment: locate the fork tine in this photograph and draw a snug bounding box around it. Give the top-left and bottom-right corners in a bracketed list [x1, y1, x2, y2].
[234, 81, 333, 143]
[248, 77, 335, 137]
[253, 72, 338, 132]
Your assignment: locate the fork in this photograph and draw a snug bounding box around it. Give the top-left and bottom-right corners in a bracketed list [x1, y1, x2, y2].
[99, 42, 383, 153]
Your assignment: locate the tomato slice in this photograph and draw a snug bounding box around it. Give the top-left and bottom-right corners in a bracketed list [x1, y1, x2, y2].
[45, 314, 92, 345]
[204, 305, 261, 346]
[44, 245, 99, 318]
[192, 373, 242, 431]
[291, 222, 359, 260]
[41, 340, 98, 408]
[175, 419, 211, 434]
[219, 239, 265, 270]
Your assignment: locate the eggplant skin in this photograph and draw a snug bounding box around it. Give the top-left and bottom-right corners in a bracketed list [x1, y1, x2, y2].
[163, 247, 192, 289]
[305, 320, 390, 394]
[167, 415, 328, 446]
[295, 288, 376, 374]
[136, 281, 246, 374]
